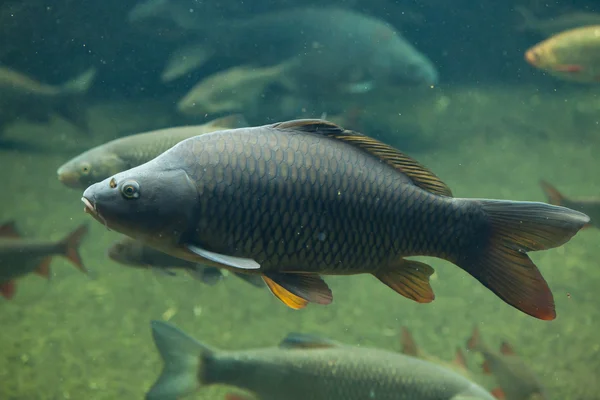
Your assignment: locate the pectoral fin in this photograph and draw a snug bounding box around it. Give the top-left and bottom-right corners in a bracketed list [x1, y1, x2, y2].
[186, 245, 261, 270]
[262, 272, 333, 310]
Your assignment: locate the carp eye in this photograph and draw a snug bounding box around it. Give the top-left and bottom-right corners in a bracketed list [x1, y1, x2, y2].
[120, 180, 140, 199]
[80, 162, 91, 175]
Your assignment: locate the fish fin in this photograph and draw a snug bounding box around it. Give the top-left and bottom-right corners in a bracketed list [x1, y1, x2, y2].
[59, 224, 89, 274]
[482, 360, 492, 374]
[466, 327, 483, 351]
[190, 266, 223, 286]
[491, 387, 506, 399]
[0, 281, 16, 300]
[60, 67, 97, 95]
[0, 220, 20, 238]
[186, 245, 261, 270]
[34, 257, 52, 279]
[400, 327, 421, 357]
[262, 273, 332, 309]
[272, 119, 452, 197]
[161, 43, 214, 82]
[539, 180, 565, 206]
[231, 272, 265, 288]
[279, 333, 341, 349]
[373, 259, 435, 303]
[499, 341, 516, 356]
[205, 114, 248, 130]
[455, 199, 589, 320]
[147, 320, 214, 400]
[554, 64, 583, 73]
[453, 347, 468, 369]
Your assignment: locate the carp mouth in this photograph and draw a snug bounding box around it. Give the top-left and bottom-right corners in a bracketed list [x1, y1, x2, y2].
[81, 196, 110, 230]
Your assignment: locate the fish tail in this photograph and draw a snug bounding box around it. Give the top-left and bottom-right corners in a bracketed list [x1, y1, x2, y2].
[147, 320, 215, 400]
[59, 223, 89, 274]
[539, 180, 565, 206]
[455, 199, 589, 320]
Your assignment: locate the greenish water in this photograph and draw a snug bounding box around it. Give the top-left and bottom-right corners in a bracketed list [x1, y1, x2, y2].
[0, 84, 599, 399]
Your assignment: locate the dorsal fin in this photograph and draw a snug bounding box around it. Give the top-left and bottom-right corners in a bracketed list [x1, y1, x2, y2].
[205, 114, 248, 130]
[273, 119, 452, 197]
[0, 221, 21, 238]
[279, 333, 341, 349]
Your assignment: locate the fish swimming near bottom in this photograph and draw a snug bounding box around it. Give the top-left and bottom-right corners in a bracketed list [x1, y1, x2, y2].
[146, 320, 496, 400]
[108, 236, 264, 287]
[0, 221, 89, 299]
[467, 327, 547, 400]
[81, 119, 590, 320]
[540, 180, 598, 228]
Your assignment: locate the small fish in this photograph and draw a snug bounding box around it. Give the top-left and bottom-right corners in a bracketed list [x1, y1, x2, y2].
[516, 6, 600, 37]
[177, 64, 295, 116]
[108, 236, 264, 287]
[0, 221, 89, 299]
[146, 320, 496, 400]
[57, 114, 247, 189]
[467, 327, 548, 400]
[81, 119, 589, 320]
[525, 25, 600, 83]
[401, 327, 472, 380]
[0, 66, 96, 134]
[540, 180, 599, 228]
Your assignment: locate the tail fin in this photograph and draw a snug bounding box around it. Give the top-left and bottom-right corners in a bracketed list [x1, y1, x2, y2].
[59, 224, 89, 274]
[60, 68, 97, 95]
[456, 199, 589, 320]
[147, 320, 214, 400]
[539, 180, 565, 206]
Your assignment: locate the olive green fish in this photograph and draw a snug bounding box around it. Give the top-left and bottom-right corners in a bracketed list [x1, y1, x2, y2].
[57, 114, 247, 189]
[146, 320, 496, 400]
[81, 120, 589, 320]
[108, 236, 264, 287]
[467, 327, 548, 400]
[540, 180, 599, 229]
[0, 221, 89, 299]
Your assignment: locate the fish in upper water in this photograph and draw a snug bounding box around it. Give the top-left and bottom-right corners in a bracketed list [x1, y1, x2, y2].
[0, 66, 96, 134]
[146, 320, 496, 400]
[515, 6, 600, 37]
[177, 63, 296, 116]
[540, 180, 599, 229]
[81, 119, 589, 320]
[108, 236, 264, 287]
[401, 327, 472, 380]
[160, 7, 438, 89]
[0, 221, 89, 299]
[525, 25, 600, 83]
[467, 327, 547, 400]
[56, 114, 247, 189]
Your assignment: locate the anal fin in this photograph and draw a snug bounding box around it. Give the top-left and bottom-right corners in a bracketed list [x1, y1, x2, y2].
[374, 259, 435, 303]
[262, 272, 332, 310]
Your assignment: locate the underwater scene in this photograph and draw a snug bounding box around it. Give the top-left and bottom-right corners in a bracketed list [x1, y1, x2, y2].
[1, 0, 600, 399]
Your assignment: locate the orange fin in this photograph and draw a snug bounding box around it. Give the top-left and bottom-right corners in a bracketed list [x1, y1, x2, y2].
[453, 347, 468, 369]
[0, 281, 16, 299]
[554, 64, 583, 73]
[34, 257, 52, 279]
[0, 221, 20, 238]
[539, 180, 565, 206]
[500, 341, 516, 355]
[400, 327, 420, 357]
[272, 119, 453, 197]
[59, 224, 89, 273]
[262, 273, 332, 309]
[482, 359, 492, 374]
[466, 327, 482, 351]
[491, 387, 506, 399]
[374, 259, 435, 303]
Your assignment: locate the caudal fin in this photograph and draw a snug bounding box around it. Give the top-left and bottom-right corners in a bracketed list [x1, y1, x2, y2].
[59, 224, 89, 274]
[457, 199, 589, 320]
[147, 320, 214, 400]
